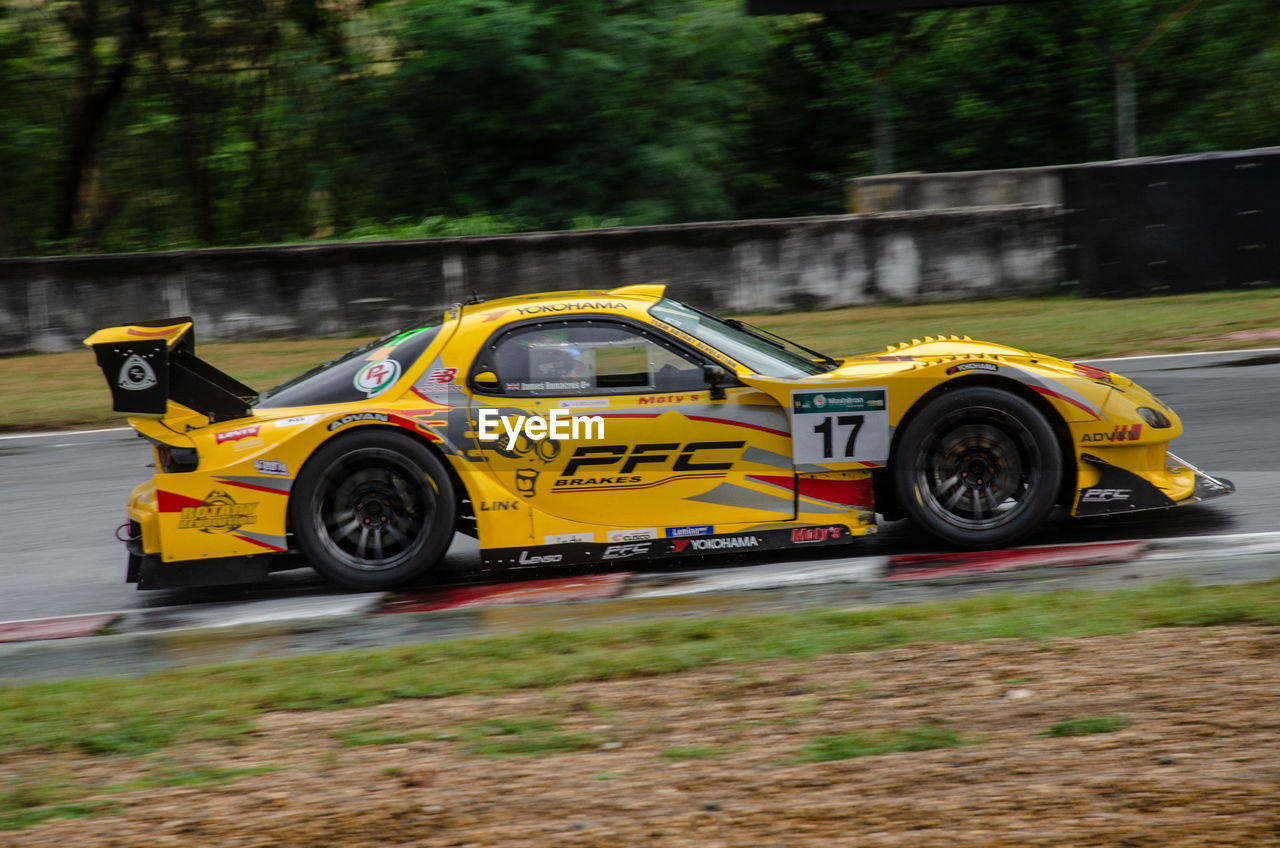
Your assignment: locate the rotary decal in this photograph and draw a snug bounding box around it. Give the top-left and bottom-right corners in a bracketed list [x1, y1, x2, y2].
[117, 353, 158, 391]
[177, 490, 258, 533]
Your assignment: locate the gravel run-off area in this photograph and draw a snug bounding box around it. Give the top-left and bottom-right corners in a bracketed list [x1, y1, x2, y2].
[6, 626, 1279, 847]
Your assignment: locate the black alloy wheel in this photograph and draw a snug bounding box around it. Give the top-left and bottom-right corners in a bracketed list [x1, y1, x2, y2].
[290, 429, 456, 590]
[891, 386, 1062, 549]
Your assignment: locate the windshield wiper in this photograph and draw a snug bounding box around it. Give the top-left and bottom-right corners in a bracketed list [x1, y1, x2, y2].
[725, 318, 839, 369]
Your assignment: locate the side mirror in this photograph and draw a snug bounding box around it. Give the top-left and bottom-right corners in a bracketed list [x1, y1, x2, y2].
[472, 369, 500, 391]
[702, 364, 728, 401]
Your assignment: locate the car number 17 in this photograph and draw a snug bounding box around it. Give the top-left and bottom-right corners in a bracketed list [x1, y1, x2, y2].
[812, 414, 864, 458]
[789, 387, 890, 468]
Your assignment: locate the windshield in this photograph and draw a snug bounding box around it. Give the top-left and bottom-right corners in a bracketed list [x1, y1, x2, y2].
[648, 298, 832, 378]
[254, 325, 441, 408]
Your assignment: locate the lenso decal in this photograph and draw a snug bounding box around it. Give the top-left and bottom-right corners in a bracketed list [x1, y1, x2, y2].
[353, 360, 401, 397]
[518, 550, 563, 565]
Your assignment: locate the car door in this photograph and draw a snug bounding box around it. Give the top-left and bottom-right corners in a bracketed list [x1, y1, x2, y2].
[467, 318, 797, 531]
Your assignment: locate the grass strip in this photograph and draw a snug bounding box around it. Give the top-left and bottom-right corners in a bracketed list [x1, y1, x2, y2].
[662, 745, 744, 761]
[797, 725, 972, 762]
[7, 288, 1278, 432]
[1, 578, 1278, 764]
[0, 801, 122, 832]
[1039, 715, 1132, 737]
[0, 761, 281, 832]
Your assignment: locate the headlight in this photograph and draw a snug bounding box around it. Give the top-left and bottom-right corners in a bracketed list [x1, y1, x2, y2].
[1136, 406, 1172, 428]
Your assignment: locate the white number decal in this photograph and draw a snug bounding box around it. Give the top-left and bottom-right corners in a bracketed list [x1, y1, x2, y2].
[790, 387, 889, 467]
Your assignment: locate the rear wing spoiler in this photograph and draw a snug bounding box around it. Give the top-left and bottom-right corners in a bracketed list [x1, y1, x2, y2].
[84, 318, 257, 423]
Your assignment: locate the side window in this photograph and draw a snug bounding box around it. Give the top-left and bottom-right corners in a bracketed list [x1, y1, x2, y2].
[486, 322, 707, 396]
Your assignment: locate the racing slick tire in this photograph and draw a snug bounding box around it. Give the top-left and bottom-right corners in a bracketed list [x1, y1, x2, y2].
[290, 429, 456, 590]
[891, 386, 1062, 549]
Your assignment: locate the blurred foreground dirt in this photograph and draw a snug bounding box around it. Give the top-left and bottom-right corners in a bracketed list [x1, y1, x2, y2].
[8, 626, 1279, 847]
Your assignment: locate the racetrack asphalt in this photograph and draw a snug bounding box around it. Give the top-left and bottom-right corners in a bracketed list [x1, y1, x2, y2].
[1, 348, 1277, 641]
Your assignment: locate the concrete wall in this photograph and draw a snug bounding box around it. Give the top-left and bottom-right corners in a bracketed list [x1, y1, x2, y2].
[0, 206, 1062, 354]
[847, 167, 1062, 214]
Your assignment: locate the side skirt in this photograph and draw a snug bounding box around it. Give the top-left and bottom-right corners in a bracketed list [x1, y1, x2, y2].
[481, 525, 855, 568]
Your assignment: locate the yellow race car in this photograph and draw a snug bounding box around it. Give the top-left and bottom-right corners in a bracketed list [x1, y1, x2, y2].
[86, 285, 1233, 590]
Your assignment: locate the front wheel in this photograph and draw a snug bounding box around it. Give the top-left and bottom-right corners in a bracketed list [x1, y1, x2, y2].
[290, 429, 456, 590]
[891, 386, 1062, 549]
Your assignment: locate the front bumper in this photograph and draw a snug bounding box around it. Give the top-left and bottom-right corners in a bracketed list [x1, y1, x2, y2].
[1075, 451, 1234, 517]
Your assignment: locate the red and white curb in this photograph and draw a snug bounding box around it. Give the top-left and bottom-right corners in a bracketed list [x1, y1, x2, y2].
[627, 557, 885, 598]
[381, 573, 630, 613]
[884, 541, 1149, 581]
[0, 613, 120, 643]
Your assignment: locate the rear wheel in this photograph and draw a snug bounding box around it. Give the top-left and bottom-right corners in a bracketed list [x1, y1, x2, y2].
[891, 386, 1061, 549]
[290, 429, 456, 590]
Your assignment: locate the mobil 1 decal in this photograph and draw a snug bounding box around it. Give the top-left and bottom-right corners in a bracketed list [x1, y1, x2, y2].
[789, 387, 890, 467]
